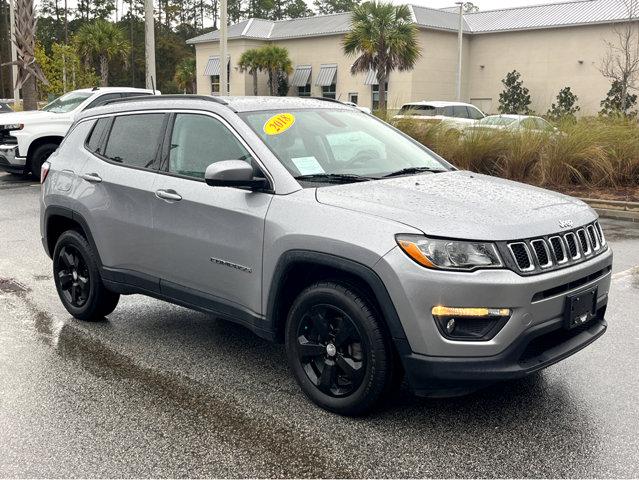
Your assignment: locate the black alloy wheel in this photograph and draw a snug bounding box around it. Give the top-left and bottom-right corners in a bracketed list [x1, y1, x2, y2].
[286, 281, 396, 416]
[296, 304, 366, 397]
[55, 245, 90, 308]
[52, 230, 120, 320]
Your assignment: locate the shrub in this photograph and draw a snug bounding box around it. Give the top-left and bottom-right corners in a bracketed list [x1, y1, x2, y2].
[547, 87, 580, 122]
[498, 70, 532, 114]
[392, 116, 639, 189]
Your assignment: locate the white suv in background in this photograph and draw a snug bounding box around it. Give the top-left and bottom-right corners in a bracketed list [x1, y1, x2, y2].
[394, 101, 485, 130]
[0, 87, 158, 179]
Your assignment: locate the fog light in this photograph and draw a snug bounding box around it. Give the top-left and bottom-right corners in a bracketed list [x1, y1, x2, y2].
[432, 306, 512, 341]
[446, 318, 456, 334]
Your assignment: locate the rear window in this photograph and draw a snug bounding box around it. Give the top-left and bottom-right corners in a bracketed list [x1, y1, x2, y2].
[479, 116, 517, 126]
[103, 113, 165, 168]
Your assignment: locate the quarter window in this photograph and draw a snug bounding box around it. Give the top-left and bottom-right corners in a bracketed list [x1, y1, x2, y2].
[168, 113, 253, 179]
[103, 113, 165, 168]
[86, 117, 111, 155]
[452, 106, 469, 118]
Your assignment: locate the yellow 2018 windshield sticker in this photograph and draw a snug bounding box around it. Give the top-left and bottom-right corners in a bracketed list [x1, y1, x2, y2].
[263, 113, 295, 135]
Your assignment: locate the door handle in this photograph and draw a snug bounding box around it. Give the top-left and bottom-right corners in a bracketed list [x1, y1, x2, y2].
[80, 173, 102, 183]
[155, 189, 182, 201]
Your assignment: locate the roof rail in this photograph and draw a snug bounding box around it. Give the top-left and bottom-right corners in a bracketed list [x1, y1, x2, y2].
[308, 96, 350, 106]
[104, 94, 234, 110]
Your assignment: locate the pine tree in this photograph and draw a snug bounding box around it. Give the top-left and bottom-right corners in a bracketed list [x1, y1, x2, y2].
[314, 0, 360, 15]
[498, 70, 532, 114]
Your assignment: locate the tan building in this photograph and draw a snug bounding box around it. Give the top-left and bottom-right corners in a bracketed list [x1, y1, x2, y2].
[187, 0, 636, 115]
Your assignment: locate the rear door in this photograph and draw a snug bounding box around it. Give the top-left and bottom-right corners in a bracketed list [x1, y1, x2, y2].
[78, 112, 168, 290]
[151, 111, 272, 317]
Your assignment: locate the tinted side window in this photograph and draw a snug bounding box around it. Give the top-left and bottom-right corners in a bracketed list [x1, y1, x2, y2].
[468, 106, 485, 120]
[121, 92, 152, 98]
[84, 93, 123, 110]
[86, 117, 111, 155]
[453, 106, 469, 118]
[168, 113, 252, 179]
[440, 106, 454, 117]
[103, 113, 165, 168]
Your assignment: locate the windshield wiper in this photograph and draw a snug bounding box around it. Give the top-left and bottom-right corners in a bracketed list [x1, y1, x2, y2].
[382, 166, 447, 178]
[294, 173, 374, 183]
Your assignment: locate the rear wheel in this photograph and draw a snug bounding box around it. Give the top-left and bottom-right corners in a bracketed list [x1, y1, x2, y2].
[285, 281, 395, 415]
[53, 230, 120, 321]
[30, 143, 58, 180]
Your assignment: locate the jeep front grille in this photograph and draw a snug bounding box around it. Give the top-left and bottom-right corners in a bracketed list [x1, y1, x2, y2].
[505, 221, 607, 275]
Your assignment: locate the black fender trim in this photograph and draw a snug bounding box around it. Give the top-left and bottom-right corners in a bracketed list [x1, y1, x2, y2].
[43, 206, 103, 267]
[266, 250, 408, 341]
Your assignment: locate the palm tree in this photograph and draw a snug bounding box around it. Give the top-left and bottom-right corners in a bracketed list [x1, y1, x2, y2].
[257, 45, 292, 96]
[74, 20, 131, 87]
[343, 1, 421, 111]
[238, 48, 262, 96]
[174, 57, 196, 93]
[7, 0, 48, 110]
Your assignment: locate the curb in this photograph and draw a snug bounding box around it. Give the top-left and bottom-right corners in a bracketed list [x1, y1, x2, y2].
[580, 198, 639, 222]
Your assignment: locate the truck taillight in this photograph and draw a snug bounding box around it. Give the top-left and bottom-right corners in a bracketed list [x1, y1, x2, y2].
[41, 161, 51, 184]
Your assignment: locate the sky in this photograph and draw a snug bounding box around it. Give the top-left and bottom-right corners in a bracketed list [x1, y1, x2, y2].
[402, 0, 566, 9]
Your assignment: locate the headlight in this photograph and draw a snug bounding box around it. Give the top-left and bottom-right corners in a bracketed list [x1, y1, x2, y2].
[1, 124, 23, 131]
[396, 234, 503, 271]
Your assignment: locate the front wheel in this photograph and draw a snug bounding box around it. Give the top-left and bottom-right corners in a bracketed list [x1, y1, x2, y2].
[285, 281, 395, 416]
[53, 230, 120, 321]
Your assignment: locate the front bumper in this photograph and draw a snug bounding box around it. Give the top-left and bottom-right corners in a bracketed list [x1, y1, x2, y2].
[0, 144, 26, 174]
[400, 309, 607, 396]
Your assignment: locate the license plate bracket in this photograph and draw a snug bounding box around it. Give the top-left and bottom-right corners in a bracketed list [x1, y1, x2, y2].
[564, 287, 597, 330]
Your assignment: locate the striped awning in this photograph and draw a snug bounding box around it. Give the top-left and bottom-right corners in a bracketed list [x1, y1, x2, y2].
[290, 65, 312, 87]
[204, 56, 229, 76]
[315, 64, 337, 86]
[364, 69, 378, 85]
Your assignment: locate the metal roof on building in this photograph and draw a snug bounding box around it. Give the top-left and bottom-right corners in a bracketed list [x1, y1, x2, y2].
[187, 0, 635, 44]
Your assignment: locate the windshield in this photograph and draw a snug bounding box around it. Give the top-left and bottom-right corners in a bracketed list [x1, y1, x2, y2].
[479, 116, 517, 126]
[240, 109, 449, 183]
[42, 91, 92, 113]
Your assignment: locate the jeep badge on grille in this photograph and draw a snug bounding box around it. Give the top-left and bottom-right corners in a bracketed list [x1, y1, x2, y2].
[559, 219, 574, 229]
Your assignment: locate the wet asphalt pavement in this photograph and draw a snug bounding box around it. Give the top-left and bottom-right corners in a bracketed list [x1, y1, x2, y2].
[0, 173, 638, 478]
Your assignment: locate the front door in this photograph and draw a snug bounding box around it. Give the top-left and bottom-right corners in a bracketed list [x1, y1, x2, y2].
[152, 112, 272, 318]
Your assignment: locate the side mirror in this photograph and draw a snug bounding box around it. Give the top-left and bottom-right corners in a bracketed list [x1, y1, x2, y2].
[204, 160, 268, 189]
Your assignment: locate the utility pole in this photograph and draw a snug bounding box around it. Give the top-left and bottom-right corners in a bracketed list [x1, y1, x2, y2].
[455, 1, 464, 102]
[144, 0, 156, 90]
[219, 0, 228, 96]
[9, 0, 19, 104]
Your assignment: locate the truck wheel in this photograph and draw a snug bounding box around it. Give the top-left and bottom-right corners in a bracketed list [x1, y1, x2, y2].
[285, 281, 394, 416]
[30, 143, 58, 180]
[53, 230, 120, 321]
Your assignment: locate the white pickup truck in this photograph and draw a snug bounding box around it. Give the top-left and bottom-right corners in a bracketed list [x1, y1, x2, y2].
[0, 87, 157, 180]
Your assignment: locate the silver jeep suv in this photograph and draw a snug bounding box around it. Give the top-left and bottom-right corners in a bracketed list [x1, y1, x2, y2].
[40, 96, 612, 415]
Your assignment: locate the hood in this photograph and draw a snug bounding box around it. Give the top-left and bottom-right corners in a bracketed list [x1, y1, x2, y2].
[0, 110, 71, 126]
[315, 171, 596, 241]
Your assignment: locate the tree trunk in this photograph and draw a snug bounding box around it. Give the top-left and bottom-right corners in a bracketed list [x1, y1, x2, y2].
[100, 55, 109, 86]
[22, 75, 38, 111]
[378, 73, 388, 113]
[252, 71, 258, 95]
[268, 70, 275, 96]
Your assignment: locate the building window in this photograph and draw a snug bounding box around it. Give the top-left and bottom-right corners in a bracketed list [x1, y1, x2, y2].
[210, 61, 230, 95]
[298, 83, 311, 97]
[371, 83, 388, 110]
[322, 84, 336, 99]
[348, 92, 358, 105]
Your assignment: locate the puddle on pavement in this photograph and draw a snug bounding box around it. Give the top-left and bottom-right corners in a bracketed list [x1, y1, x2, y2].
[0, 277, 30, 295]
[53, 322, 355, 477]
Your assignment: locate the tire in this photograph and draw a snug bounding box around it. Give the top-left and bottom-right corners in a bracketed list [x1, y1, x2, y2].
[285, 281, 395, 416]
[30, 143, 58, 180]
[53, 230, 120, 321]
